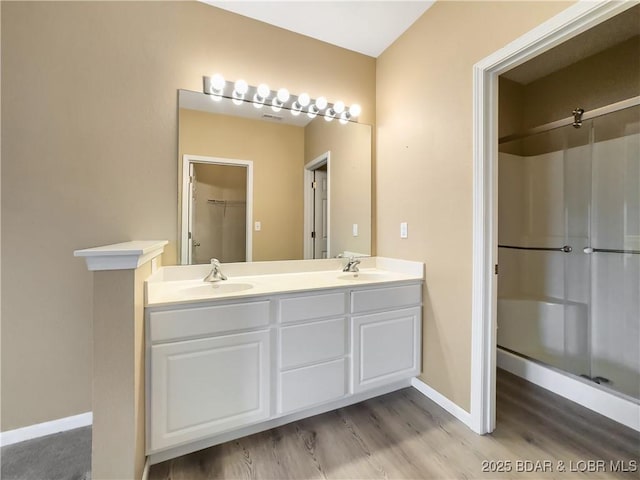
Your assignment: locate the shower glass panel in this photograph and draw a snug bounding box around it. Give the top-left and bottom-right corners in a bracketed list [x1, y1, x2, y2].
[497, 104, 640, 400]
[589, 105, 639, 399]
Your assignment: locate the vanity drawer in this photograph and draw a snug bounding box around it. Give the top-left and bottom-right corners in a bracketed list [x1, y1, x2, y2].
[279, 317, 346, 369]
[351, 283, 421, 313]
[149, 301, 270, 342]
[279, 358, 346, 414]
[279, 292, 346, 323]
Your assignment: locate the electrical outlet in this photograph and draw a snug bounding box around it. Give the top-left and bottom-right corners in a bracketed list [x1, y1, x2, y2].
[353, 223, 358, 236]
[255, 221, 261, 231]
[400, 222, 408, 239]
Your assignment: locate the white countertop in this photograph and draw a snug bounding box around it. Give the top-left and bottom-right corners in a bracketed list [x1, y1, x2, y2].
[146, 257, 424, 307]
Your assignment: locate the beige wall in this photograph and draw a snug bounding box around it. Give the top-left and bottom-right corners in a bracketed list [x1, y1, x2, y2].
[180, 109, 304, 261]
[305, 119, 372, 256]
[1, 1, 375, 430]
[500, 35, 640, 138]
[523, 36, 640, 130]
[376, 0, 573, 411]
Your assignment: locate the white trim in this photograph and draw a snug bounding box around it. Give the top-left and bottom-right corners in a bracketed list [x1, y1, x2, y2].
[74, 241, 168, 271]
[0, 412, 92, 447]
[180, 154, 253, 265]
[471, 0, 637, 435]
[141, 457, 151, 480]
[498, 349, 640, 432]
[303, 152, 331, 259]
[411, 378, 472, 427]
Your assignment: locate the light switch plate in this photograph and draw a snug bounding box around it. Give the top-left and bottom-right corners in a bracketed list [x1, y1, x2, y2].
[400, 222, 408, 238]
[255, 221, 261, 231]
[353, 223, 358, 236]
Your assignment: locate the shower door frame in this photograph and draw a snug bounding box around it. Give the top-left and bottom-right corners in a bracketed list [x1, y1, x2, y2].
[470, 0, 636, 435]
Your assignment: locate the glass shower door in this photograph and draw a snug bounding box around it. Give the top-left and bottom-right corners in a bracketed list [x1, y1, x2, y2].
[497, 122, 591, 377]
[562, 120, 592, 378]
[498, 104, 640, 401]
[588, 105, 640, 399]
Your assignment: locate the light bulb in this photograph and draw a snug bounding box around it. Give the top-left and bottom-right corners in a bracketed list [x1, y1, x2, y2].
[339, 112, 349, 124]
[315, 96, 328, 110]
[257, 83, 270, 99]
[211, 74, 225, 92]
[277, 88, 290, 103]
[232, 93, 244, 106]
[349, 104, 362, 117]
[252, 93, 264, 108]
[234, 79, 248, 95]
[298, 93, 311, 107]
[324, 112, 334, 122]
[333, 101, 345, 114]
[271, 98, 282, 112]
[307, 105, 318, 119]
[291, 106, 301, 116]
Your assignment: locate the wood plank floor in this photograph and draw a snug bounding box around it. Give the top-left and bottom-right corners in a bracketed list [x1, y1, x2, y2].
[150, 370, 639, 479]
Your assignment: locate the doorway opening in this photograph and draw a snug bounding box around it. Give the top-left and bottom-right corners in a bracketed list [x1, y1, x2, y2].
[181, 155, 253, 264]
[304, 152, 330, 259]
[472, 0, 639, 435]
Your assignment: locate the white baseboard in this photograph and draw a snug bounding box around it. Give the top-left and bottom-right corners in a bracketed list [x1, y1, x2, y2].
[497, 349, 640, 432]
[411, 377, 473, 428]
[0, 412, 93, 447]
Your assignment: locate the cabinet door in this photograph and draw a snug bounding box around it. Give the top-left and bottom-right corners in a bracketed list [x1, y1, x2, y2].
[149, 330, 270, 452]
[352, 307, 421, 393]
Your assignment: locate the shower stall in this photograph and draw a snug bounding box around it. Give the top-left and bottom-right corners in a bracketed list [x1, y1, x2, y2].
[497, 101, 640, 402]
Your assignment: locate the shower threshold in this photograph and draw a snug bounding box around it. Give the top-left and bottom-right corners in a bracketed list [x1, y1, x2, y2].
[497, 347, 640, 432]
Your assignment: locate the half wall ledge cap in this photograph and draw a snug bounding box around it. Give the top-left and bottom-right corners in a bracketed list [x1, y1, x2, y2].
[74, 240, 169, 271]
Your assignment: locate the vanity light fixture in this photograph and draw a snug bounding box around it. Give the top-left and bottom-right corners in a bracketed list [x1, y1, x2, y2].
[271, 87, 290, 112]
[232, 79, 249, 106]
[202, 75, 362, 124]
[253, 83, 270, 109]
[209, 74, 225, 101]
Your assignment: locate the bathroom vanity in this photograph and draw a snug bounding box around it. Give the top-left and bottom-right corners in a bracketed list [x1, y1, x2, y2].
[144, 257, 424, 463]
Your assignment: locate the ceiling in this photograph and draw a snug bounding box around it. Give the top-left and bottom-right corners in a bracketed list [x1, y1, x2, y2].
[201, 1, 435, 58]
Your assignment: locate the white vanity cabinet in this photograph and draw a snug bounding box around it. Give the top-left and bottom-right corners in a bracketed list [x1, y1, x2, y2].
[147, 300, 271, 451]
[351, 284, 422, 393]
[146, 279, 422, 460]
[277, 292, 348, 414]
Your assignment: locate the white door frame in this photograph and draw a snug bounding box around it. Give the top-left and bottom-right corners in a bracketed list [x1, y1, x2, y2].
[470, 0, 635, 434]
[303, 152, 331, 259]
[180, 154, 254, 265]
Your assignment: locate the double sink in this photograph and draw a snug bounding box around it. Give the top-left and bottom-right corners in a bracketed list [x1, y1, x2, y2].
[146, 267, 415, 307]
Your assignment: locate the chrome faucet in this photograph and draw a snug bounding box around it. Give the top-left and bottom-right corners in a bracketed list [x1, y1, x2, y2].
[203, 258, 227, 282]
[342, 256, 360, 272]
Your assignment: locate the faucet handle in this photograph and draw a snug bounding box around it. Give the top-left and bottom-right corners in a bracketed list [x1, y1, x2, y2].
[210, 258, 221, 266]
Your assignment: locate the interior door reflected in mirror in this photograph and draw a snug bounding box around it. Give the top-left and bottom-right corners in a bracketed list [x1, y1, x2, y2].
[185, 160, 250, 264]
[178, 89, 372, 265]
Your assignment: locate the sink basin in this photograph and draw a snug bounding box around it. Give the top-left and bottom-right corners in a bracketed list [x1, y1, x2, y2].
[178, 282, 254, 296]
[338, 272, 391, 281]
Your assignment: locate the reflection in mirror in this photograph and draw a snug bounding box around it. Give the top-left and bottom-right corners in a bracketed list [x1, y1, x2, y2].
[178, 89, 372, 265]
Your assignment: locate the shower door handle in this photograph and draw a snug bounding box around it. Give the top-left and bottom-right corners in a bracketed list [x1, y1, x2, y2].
[583, 246, 639, 254]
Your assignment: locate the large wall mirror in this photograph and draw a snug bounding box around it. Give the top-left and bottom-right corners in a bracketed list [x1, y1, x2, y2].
[178, 89, 372, 265]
